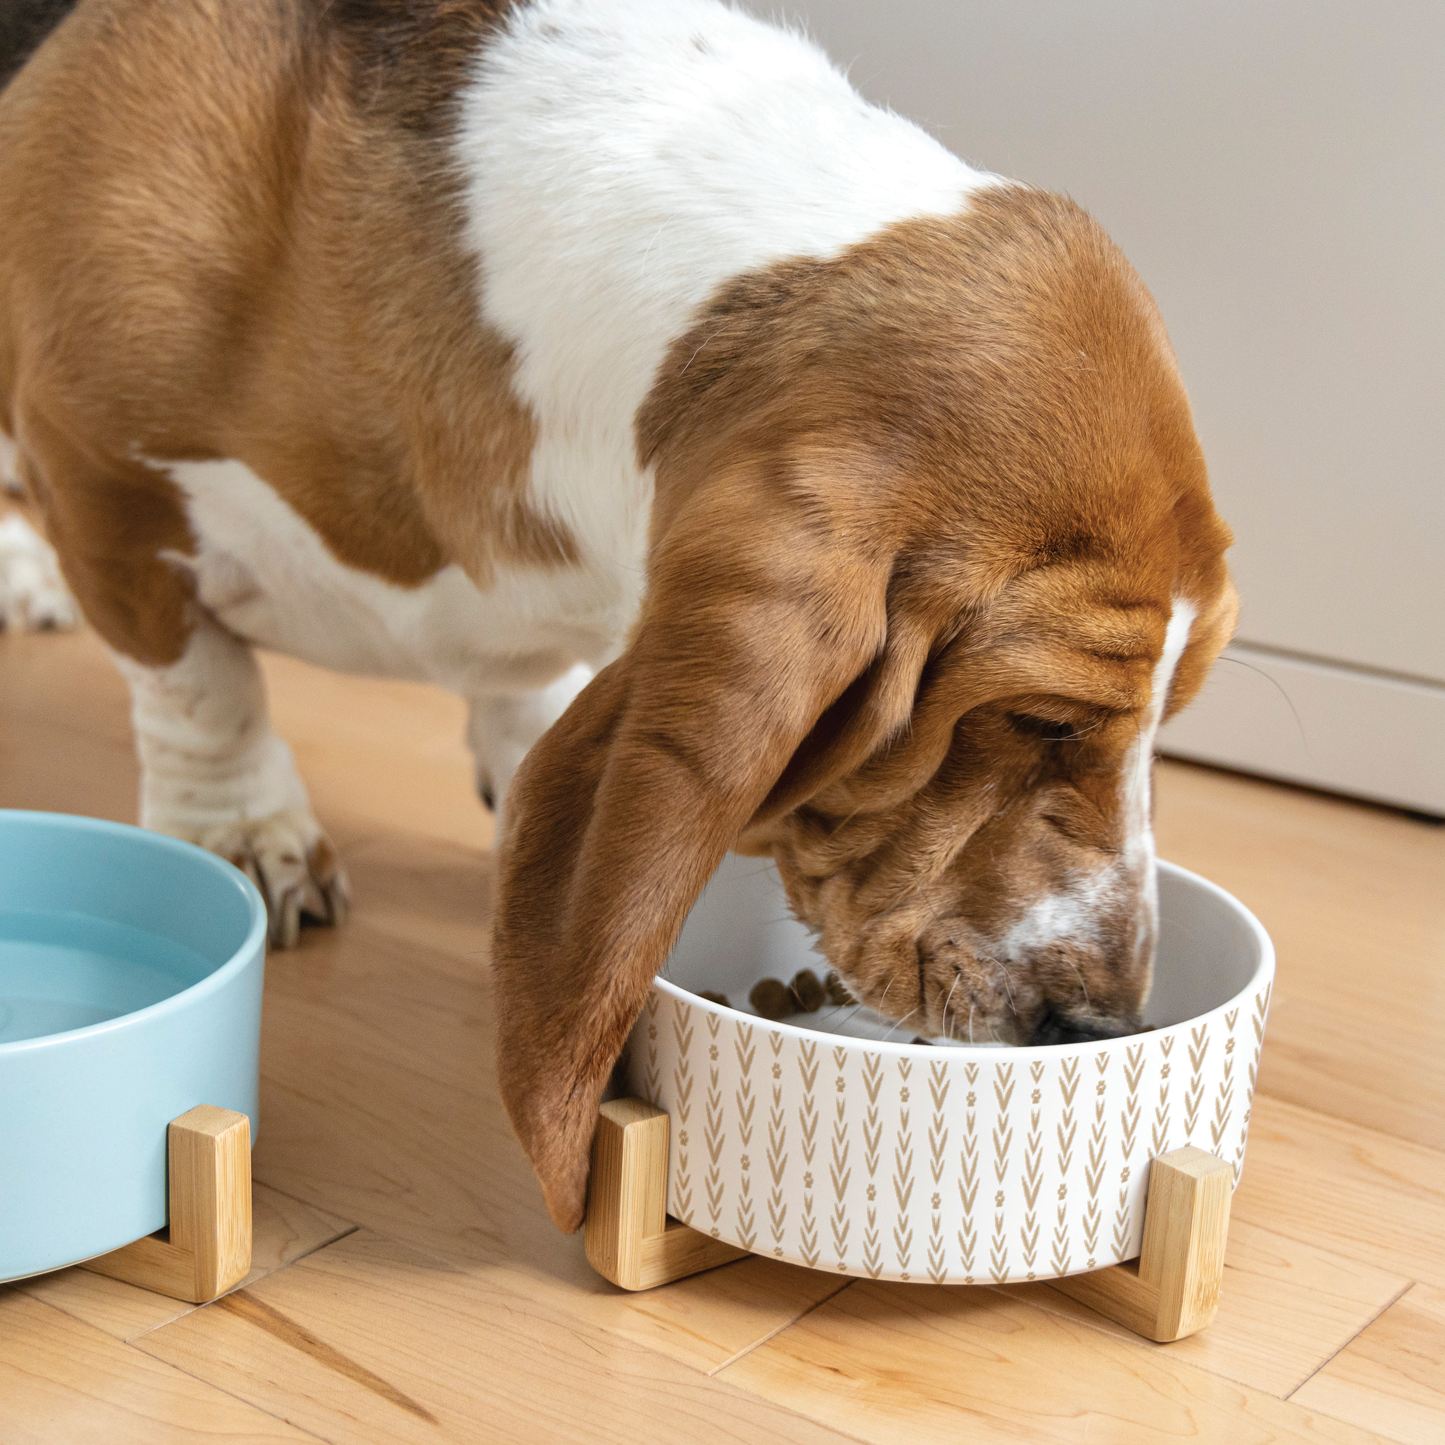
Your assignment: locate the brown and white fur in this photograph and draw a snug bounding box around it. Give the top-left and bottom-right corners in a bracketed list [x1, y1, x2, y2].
[0, 0, 1238, 1230]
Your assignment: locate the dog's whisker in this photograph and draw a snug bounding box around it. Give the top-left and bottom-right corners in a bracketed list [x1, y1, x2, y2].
[880, 1006, 919, 1043]
[986, 955, 1017, 1016]
[941, 972, 961, 1037]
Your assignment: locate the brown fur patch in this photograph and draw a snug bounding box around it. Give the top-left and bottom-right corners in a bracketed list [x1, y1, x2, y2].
[0, 0, 571, 665]
[330, 0, 522, 135]
[16, 407, 195, 666]
[494, 186, 1237, 1230]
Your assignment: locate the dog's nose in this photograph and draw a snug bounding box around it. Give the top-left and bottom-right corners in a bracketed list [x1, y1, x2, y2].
[1029, 1009, 1140, 1047]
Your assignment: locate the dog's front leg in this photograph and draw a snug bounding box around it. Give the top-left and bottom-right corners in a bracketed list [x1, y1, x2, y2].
[114, 620, 349, 947]
[0, 511, 77, 633]
[0, 432, 78, 632]
[12, 410, 343, 946]
[467, 663, 595, 838]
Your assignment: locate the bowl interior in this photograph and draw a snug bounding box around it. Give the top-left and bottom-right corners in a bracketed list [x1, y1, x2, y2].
[660, 852, 1265, 1044]
[0, 812, 259, 1045]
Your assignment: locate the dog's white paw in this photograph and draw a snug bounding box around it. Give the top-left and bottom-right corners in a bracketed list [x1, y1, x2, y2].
[183, 808, 350, 949]
[0, 514, 78, 633]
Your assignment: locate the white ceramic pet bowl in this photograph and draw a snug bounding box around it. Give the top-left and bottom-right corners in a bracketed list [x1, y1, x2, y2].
[622, 854, 1273, 1284]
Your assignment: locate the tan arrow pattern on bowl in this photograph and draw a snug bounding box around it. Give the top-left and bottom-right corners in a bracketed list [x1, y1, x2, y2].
[831, 1047, 851, 1271]
[1212, 1009, 1237, 1157]
[861, 1051, 884, 1279]
[1238, 983, 1272, 1182]
[1184, 1023, 1209, 1137]
[1152, 1033, 1174, 1156]
[767, 1031, 787, 1256]
[643, 992, 661, 1104]
[892, 1057, 915, 1278]
[1053, 1056, 1079, 1276]
[957, 1061, 980, 1282]
[798, 1038, 820, 1267]
[1021, 1061, 1046, 1277]
[733, 1018, 755, 1249]
[637, 971, 1269, 1284]
[928, 1061, 950, 1284]
[990, 1061, 1014, 1283]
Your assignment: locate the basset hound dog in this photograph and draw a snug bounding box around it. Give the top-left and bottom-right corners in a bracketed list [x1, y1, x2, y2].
[0, 0, 1238, 1231]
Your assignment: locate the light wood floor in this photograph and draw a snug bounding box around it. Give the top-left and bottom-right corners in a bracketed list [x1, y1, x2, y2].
[3, 624, 1443, 1444]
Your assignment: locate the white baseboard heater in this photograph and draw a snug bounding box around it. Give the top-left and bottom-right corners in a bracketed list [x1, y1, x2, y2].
[1159, 643, 1445, 818]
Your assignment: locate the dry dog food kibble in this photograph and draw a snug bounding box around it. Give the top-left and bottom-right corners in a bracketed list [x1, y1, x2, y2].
[789, 968, 826, 1012]
[697, 990, 730, 1008]
[731, 969, 858, 1021]
[749, 978, 793, 1021]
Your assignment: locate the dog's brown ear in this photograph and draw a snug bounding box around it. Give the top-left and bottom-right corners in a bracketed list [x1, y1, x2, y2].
[492, 466, 891, 1231]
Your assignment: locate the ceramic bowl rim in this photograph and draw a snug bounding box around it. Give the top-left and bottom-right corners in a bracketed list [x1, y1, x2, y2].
[652, 857, 1274, 1062]
[0, 810, 267, 1058]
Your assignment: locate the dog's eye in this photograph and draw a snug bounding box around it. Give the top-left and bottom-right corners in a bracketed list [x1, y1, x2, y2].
[1007, 713, 1080, 743]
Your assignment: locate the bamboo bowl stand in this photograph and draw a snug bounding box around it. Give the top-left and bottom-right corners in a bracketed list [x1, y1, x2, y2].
[586, 1097, 1233, 1343]
[0, 813, 266, 1292]
[79, 1105, 253, 1304]
[583, 855, 1272, 1339]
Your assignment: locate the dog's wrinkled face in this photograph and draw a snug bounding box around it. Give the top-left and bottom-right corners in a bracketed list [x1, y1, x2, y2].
[493, 186, 1238, 1231]
[747, 583, 1227, 1048]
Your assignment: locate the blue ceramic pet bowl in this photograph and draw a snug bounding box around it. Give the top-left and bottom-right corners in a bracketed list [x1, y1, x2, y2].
[0, 811, 266, 1282]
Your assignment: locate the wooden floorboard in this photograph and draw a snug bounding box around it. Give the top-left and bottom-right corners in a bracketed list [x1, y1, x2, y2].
[0, 1288, 318, 1444]
[1228, 1097, 1445, 1291]
[1292, 1283, 1445, 1445]
[718, 1278, 1394, 1445]
[19, 1183, 355, 1344]
[135, 1229, 861, 1445]
[3, 625, 1442, 1442]
[1153, 760, 1445, 1153]
[1010, 1215, 1411, 1398]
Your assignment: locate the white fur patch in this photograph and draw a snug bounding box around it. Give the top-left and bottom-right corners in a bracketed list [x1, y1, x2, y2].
[469, 661, 595, 833]
[457, 0, 1000, 592]
[1000, 870, 1116, 961]
[1126, 599, 1197, 953]
[1001, 599, 1197, 971]
[113, 620, 313, 837]
[158, 458, 614, 695]
[0, 512, 77, 632]
[132, 7, 1000, 827]
[114, 617, 352, 943]
[1125, 600, 1198, 853]
[150, 458, 610, 824]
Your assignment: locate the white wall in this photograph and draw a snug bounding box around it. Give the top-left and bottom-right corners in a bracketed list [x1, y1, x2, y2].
[744, 0, 1445, 810]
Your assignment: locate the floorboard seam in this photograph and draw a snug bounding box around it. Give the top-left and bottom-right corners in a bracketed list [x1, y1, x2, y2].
[125, 1335, 337, 1445]
[1284, 1278, 1417, 1402]
[10, 1293, 330, 1444]
[987, 1276, 1417, 1405]
[123, 1220, 362, 1344]
[706, 1278, 857, 1378]
[1226, 1210, 1444, 1292]
[12, 1278, 199, 1344]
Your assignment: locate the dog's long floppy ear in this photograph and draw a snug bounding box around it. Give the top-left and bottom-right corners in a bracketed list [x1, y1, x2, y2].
[492, 464, 892, 1231]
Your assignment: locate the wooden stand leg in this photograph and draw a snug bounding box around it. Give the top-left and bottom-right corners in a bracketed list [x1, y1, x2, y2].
[81, 1105, 252, 1304]
[1049, 1145, 1233, 1341]
[583, 1101, 1232, 1335]
[585, 1099, 748, 1290]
